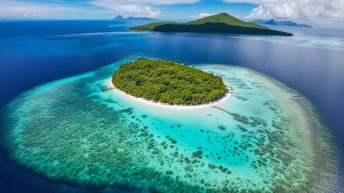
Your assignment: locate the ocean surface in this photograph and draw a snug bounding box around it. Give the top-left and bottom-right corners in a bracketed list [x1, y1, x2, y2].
[0, 20, 344, 193]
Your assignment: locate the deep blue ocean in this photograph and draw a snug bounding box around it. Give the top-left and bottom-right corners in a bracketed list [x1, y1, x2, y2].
[0, 20, 344, 193]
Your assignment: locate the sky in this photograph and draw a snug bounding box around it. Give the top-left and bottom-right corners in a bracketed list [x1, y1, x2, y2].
[0, 0, 343, 23]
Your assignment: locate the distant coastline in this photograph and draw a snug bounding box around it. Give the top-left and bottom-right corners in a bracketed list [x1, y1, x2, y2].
[113, 15, 153, 21]
[253, 19, 312, 28]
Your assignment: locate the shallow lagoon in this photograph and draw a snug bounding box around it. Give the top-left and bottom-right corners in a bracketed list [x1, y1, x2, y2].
[2, 58, 338, 192]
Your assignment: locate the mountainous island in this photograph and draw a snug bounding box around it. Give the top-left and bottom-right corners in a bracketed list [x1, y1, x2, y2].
[254, 19, 312, 28]
[112, 58, 229, 105]
[130, 13, 293, 36]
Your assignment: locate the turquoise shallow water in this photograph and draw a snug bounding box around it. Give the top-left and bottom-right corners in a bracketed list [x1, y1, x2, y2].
[2, 58, 338, 192]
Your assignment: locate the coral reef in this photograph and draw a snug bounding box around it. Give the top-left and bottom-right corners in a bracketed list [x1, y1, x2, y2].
[2, 60, 337, 192]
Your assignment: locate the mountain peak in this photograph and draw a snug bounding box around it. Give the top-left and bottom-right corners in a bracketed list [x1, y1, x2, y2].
[113, 15, 153, 21]
[114, 15, 124, 20]
[253, 19, 312, 28]
[187, 12, 267, 29]
[204, 13, 238, 20]
[217, 13, 230, 16]
[266, 19, 278, 25]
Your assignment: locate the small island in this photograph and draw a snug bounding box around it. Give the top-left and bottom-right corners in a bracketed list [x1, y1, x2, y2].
[112, 58, 229, 105]
[114, 15, 153, 21]
[130, 13, 293, 36]
[253, 19, 312, 28]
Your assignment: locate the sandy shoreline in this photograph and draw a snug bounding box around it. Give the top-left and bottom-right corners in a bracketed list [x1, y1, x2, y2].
[107, 78, 231, 110]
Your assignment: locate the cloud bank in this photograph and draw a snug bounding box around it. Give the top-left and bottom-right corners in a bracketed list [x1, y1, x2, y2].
[191, 13, 213, 19]
[0, 0, 84, 19]
[90, 0, 199, 18]
[0, 0, 200, 19]
[225, 0, 344, 21]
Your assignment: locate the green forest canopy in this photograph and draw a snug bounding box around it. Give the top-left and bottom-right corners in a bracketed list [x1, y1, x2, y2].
[112, 58, 229, 105]
[130, 13, 293, 36]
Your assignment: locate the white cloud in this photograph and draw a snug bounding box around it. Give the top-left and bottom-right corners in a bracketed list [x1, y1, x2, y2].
[0, 0, 85, 19]
[90, 1, 160, 18]
[0, 0, 200, 19]
[224, 0, 344, 21]
[191, 12, 213, 19]
[94, 0, 199, 4]
[89, 0, 200, 18]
